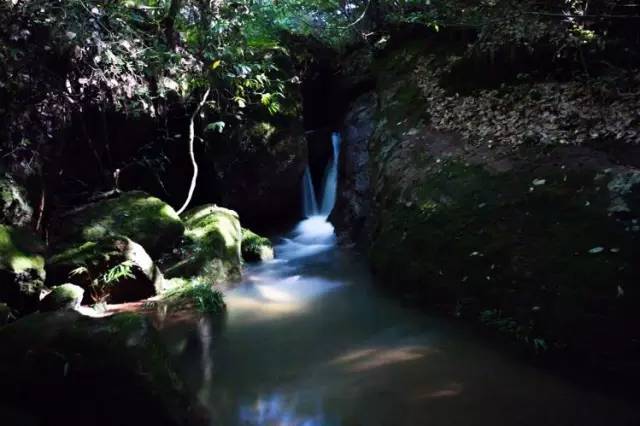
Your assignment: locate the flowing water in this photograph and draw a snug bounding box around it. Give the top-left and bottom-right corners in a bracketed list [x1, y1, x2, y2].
[319, 133, 341, 215]
[160, 133, 640, 426]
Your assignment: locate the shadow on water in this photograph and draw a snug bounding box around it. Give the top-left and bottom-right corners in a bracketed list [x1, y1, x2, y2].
[159, 215, 640, 426]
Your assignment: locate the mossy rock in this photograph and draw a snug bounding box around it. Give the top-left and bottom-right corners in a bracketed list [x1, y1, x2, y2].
[39, 284, 84, 312]
[367, 137, 640, 361]
[47, 236, 165, 304]
[52, 191, 184, 257]
[241, 228, 274, 262]
[0, 225, 45, 315]
[164, 205, 242, 284]
[160, 278, 226, 313]
[0, 311, 208, 426]
[0, 173, 33, 227]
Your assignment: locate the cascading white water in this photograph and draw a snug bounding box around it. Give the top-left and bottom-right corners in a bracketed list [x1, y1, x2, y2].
[302, 166, 319, 217]
[302, 132, 341, 218]
[319, 132, 341, 216]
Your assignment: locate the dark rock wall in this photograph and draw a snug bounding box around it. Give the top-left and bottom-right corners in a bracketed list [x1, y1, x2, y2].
[332, 41, 640, 372]
[330, 92, 376, 245]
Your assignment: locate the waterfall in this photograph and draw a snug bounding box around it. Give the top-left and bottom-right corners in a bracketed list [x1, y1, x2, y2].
[302, 132, 341, 218]
[302, 166, 319, 217]
[319, 132, 341, 216]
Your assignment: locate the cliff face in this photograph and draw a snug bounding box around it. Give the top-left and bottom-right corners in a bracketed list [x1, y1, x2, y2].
[329, 92, 376, 246]
[333, 39, 640, 370]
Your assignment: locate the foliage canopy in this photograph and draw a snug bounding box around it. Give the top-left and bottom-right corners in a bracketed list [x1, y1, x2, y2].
[0, 0, 637, 172]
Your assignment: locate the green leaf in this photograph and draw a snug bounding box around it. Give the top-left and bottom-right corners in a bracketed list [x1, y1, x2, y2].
[234, 96, 247, 108]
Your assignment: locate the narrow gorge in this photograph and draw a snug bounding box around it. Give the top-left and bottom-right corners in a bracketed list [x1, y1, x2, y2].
[1, 1, 640, 426]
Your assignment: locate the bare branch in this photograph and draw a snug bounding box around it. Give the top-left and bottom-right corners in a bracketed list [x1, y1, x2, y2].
[176, 87, 211, 216]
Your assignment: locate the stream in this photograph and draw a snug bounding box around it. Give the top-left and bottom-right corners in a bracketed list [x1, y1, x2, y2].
[159, 133, 640, 426]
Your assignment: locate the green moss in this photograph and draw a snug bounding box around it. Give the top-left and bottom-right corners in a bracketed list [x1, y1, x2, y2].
[161, 279, 225, 313]
[0, 225, 44, 273]
[39, 284, 84, 312]
[370, 156, 635, 350]
[241, 228, 274, 262]
[48, 241, 99, 266]
[46, 236, 163, 304]
[183, 205, 241, 261]
[165, 205, 242, 284]
[55, 191, 184, 257]
[47, 237, 129, 287]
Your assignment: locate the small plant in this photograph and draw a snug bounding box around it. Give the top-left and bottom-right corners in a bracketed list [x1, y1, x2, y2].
[89, 261, 135, 305]
[162, 280, 225, 314]
[102, 261, 135, 285]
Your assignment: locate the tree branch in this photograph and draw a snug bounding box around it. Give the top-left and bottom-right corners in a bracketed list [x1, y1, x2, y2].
[176, 87, 211, 215]
[338, 1, 371, 29]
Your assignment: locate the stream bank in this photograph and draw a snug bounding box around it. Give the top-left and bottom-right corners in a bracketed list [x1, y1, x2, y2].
[331, 33, 640, 379]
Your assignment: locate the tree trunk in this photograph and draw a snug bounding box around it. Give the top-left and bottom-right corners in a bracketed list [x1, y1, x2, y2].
[164, 0, 182, 49]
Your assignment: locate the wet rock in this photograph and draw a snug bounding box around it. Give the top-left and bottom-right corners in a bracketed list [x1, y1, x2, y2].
[330, 92, 376, 245]
[47, 236, 164, 304]
[241, 228, 274, 262]
[0, 225, 45, 315]
[39, 284, 84, 312]
[164, 205, 242, 284]
[51, 191, 184, 257]
[0, 311, 208, 426]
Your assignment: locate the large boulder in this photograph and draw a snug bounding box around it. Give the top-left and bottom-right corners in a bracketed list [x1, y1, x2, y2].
[163, 205, 242, 284]
[0, 311, 208, 426]
[39, 283, 84, 312]
[241, 228, 274, 262]
[0, 225, 45, 315]
[51, 191, 184, 257]
[47, 236, 164, 304]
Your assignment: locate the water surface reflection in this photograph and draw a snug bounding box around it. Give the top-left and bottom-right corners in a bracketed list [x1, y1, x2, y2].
[160, 216, 640, 426]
